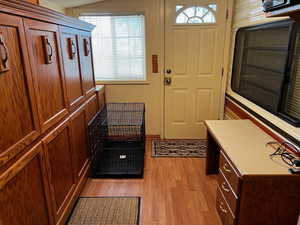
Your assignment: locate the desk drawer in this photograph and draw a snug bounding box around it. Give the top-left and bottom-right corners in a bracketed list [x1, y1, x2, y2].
[218, 170, 238, 215]
[219, 152, 240, 195]
[216, 187, 235, 225]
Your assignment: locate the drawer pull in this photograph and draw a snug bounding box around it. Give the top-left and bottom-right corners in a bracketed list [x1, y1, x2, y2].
[219, 202, 228, 214]
[223, 163, 232, 173]
[221, 182, 230, 193]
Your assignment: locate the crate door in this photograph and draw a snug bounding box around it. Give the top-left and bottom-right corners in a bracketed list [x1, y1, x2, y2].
[0, 13, 40, 167]
[24, 19, 68, 133]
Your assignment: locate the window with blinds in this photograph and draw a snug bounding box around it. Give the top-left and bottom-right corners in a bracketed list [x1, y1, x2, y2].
[79, 14, 146, 81]
[231, 20, 300, 127]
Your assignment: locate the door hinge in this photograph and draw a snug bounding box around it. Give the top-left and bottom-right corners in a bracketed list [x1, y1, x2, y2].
[226, 9, 229, 20]
[222, 67, 224, 76]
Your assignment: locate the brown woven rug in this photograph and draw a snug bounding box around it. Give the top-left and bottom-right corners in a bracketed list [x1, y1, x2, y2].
[67, 197, 140, 225]
[152, 139, 207, 157]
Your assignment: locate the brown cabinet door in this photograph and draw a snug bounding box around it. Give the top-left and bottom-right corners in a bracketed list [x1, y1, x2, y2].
[24, 19, 68, 133]
[42, 119, 75, 223]
[70, 104, 89, 181]
[0, 142, 54, 225]
[85, 94, 99, 124]
[60, 26, 84, 113]
[0, 13, 40, 167]
[78, 32, 96, 99]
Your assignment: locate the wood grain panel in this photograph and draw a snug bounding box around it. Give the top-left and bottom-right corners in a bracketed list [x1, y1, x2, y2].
[60, 26, 84, 113]
[70, 104, 89, 181]
[0, 142, 54, 225]
[238, 175, 300, 225]
[42, 119, 76, 223]
[24, 0, 39, 5]
[0, 13, 40, 167]
[24, 19, 68, 133]
[78, 32, 96, 99]
[85, 94, 98, 124]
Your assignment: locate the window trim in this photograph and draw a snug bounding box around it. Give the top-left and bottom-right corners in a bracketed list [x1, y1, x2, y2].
[79, 12, 150, 84]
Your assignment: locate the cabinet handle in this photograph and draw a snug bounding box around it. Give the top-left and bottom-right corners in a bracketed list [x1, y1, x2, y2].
[223, 163, 232, 173]
[42, 35, 53, 64]
[68, 38, 77, 59]
[0, 34, 9, 73]
[221, 182, 230, 193]
[84, 38, 90, 56]
[219, 202, 228, 214]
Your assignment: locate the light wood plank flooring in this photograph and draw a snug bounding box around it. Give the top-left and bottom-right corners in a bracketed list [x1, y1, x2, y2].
[81, 139, 222, 225]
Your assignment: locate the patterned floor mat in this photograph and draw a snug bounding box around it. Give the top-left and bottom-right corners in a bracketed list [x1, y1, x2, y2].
[152, 139, 207, 158]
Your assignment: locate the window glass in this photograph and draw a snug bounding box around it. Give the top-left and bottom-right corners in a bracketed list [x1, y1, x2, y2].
[231, 20, 300, 126]
[176, 6, 216, 24]
[79, 15, 147, 81]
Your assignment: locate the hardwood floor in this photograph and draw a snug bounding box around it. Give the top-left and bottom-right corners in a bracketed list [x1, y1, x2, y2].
[81, 139, 222, 225]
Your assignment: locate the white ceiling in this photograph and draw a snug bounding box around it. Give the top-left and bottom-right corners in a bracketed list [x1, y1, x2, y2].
[48, 0, 104, 8]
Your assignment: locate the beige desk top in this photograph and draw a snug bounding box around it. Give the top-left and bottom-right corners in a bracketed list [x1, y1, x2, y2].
[205, 120, 291, 175]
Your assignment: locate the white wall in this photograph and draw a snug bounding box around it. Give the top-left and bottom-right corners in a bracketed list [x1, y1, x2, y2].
[66, 0, 165, 136]
[39, 0, 66, 14]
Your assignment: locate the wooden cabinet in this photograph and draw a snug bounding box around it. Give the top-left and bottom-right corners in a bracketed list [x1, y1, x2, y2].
[85, 94, 99, 124]
[0, 142, 53, 225]
[70, 105, 89, 181]
[0, 13, 40, 167]
[60, 26, 85, 113]
[42, 119, 76, 224]
[78, 32, 96, 99]
[24, 19, 68, 133]
[205, 120, 300, 225]
[0, 2, 99, 225]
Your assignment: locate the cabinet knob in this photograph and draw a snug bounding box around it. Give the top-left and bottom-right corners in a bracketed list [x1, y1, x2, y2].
[68, 38, 77, 59]
[0, 34, 9, 73]
[166, 69, 172, 74]
[84, 38, 90, 56]
[42, 35, 53, 64]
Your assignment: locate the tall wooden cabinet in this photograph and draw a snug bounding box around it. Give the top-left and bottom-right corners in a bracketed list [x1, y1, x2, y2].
[0, 1, 102, 225]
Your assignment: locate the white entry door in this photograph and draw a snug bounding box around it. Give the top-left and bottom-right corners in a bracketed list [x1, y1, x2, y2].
[164, 0, 227, 139]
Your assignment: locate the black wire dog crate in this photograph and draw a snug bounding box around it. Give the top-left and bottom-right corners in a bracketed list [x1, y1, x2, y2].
[88, 103, 145, 178]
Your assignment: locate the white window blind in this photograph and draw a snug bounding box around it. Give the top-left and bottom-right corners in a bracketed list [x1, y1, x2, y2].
[79, 14, 146, 81]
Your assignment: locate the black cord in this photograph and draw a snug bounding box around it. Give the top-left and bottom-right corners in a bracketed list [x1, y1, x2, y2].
[268, 141, 299, 167]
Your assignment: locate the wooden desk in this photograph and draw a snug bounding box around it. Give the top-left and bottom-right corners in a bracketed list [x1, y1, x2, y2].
[205, 120, 300, 225]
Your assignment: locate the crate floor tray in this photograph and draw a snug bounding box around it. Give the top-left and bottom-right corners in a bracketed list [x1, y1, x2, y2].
[93, 145, 145, 178]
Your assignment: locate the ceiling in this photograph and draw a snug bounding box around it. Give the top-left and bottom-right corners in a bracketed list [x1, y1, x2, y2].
[47, 0, 104, 8]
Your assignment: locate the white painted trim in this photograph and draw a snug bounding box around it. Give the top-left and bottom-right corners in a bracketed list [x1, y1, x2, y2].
[219, 0, 234, 120]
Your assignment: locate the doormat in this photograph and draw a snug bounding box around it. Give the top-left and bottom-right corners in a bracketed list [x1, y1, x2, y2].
[67, 197, 140, 225]
[152, 139, 207, 157]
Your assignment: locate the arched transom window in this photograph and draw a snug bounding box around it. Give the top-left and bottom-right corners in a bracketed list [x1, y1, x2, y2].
[176, 4, 217, 24]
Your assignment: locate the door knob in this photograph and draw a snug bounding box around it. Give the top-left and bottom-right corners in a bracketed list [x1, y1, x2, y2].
[164, 77, 172, 86]
[166, 69, 172, 74]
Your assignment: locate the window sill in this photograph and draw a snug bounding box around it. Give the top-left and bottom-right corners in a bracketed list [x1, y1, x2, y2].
[96, 81, 150, 85]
